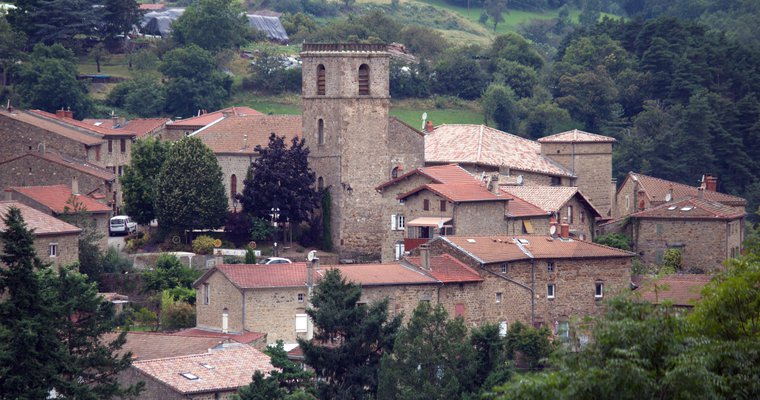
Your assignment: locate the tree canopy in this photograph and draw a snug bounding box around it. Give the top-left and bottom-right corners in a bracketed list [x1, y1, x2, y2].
[171, 0, 249, 52]
[121, 137, 171, 225]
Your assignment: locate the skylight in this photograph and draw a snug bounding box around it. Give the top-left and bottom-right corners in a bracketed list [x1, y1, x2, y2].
[680, 206, 694, 211]
[199, 363, 214, 369]
[668, 206, 677, 210]
[518, 239, 530, 245]
[467, 239, 476, 243]
[180, 372, 199, 380]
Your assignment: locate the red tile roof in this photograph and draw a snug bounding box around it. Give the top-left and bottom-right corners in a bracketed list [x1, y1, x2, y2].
[501, 186, 602, 217]
[0, 152, 117, 181]
[122, 118, 170, 138]
[172, 328, 266, 344]
[30, 109, 136, 137]
[1, 110, 104, 146]
[506, 193, 552, 218]
[630, 197, 745, 220]
[139, 3, 165, 10]
[377, 163, 478, 191]
[404, 254, 483, 283]
[635, 274, 712, 307]
[398, 182, 508, 203]
[538, 129, 616, 143]
[624, 172, 746, 206]
[322, 263, 438, 286]
[192, 115, 302, 155]
[0, 201, 82, 236]
[426, 125, 574, 177]
[168, 107, 263, 128]
[102, 331, 228, 361]
[440, 235, 634, 264]
[7, 185, 111, 214]
[132, 345, 274, 395]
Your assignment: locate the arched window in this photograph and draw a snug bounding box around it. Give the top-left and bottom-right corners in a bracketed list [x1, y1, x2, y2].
[230, 174, 237, 199]
[358, 64, 370, 95]
[317, 64, 326, 95]
[318, 177, 324, 191]
[391, 166, 399, 179]
[318, 119, 325, 145]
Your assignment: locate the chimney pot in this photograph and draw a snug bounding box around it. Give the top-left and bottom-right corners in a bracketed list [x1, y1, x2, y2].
[560, 222, 570, 239]
[705, 175, 718, 192]
[419, 244, 431, 270]
[425, 120, 434, 133]
[56, 109, 66, 118]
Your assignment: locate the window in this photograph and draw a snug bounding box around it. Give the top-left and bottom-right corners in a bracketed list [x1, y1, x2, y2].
[120, 138, 126, 153]
[317, 177, 324, 191]
[391, 166, 400, 179]
[551, 176, 561, 186]
[48, 243, 58, 257]
[423, 199, 430, 211]
[358, 64, 370, 95]
[625, 195, 630, 210]
[499, 321, 508, 337]
[547, 261, 555, 273]
[203, 283, 210, 305]
[455, 303, 465, 317]
[656, 224, 663, 235]
[500, 263, 508, 274]
[394, 242, 405, 260]
[317, 65, 326, 95]
[180, 372, 199, 380]
[440, 200, 447, 212]
[580, 211, 585, 223]
[557, 321, 570, 340]
[495, 292, 502, 303]
[391, 214, 404, 231]
[317, 119, 325, 145]
[108, 139, 113, 153]
[547, 284, 555, 299]
[595, 282, 604, 298]
[298, 293, 305, 303]
[567, 205, 574, 224]
[95, 146, 100, 161]
[117, 166, 123, 176]
[295, 314, 308, 333]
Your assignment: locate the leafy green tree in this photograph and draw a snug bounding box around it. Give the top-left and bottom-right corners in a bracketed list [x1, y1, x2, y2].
[433, 49, 488, 100]
[490, 33, 544, 71]
[13, 44, 93, 118]
[245, 247, 257, 264]
[482, 83, 518, 133]
[503, 322, 553, 370]
[0, 16, 25, 87]
[171, 0, 248, 52]
[88, 43, 111, 74]
[555, 66, 619, 132]
[60, 195, 104, 283]
[100, 0, 141, 42]
[493, 60, 537, 98]
[298, 269, 401, 399]
[121, 137, 170, 225]
[142, 253, 202, 300]
[237, 341, 315, 399]
[378, 303, 476, 400]
[246, 50, 302, 94]
[237, 371, 286, 400]
[484, 0, 508, 31]
[238, 133, 319, 226]
[7, 0, 96, 46]
[108, 75, 166, 117]
[578, 0, 601, 26]
[594, 233, 631, 251]
[159, 289, 196, 330]
[159, 45, 232, 118]
[155, 136, 228, 232]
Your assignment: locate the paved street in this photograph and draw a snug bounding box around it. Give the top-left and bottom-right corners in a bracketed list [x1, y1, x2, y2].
[107, 235, 127, 252]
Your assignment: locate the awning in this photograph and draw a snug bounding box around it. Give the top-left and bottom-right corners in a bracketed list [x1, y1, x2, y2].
[407, 217, 452, 227]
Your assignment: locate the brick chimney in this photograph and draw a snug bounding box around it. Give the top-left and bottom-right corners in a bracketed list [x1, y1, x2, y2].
[56, 108, 66, 118]
[705, 175, 718, 192]
[425, 120, 434, 133]
[64, 108, 73, 119]
[560, 220, 570, 239]
[419, 244, 431, 270]
[489, 173, 500, 195]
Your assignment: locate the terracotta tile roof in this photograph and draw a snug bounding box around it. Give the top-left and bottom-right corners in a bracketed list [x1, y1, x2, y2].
[377, 163, 479, 191]
[168, 107, 263, 128]
[501, 186, 601, 217]
[506, 193, 552, 218]
[139, 3, 165, 10]
[538, 129, 616, 143]
[122, 118, 170, 138]
[1, 110, 104, 146]
[630, 197, 745, 220]
[635, 274, 712, 307]
[0, 152, 117, 181]
[102, 332, 228, 361]
[172, 328, 266, 344]
[426, 125, 574, 177]
[0, 201, 82, 236]
[7, 185, 111, 214]
[30, 110, 136, 137]
[192, 115, 302, 155]
[322, 263, 438, 286]
[398, 182, 508, 203]
[404, 254, 483, 283]
[132, 345, 274, 395]
[440, 235, 634, 264]
[625, 172, 746, 206]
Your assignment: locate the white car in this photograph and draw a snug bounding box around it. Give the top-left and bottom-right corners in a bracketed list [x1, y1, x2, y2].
[109, 216, 137, 236]
[258, 257, 292, 265]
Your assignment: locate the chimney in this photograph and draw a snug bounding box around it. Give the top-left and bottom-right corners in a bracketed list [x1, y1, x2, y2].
[560, 220, 570, 239]
[425, 120, 434, 133]
[667, 184, 674, 202]
[64, 107, 73, 119]
[705, 175, 718, 192]
[56, 108, 66, 118]
[307, 258, 318, 288]
[419, 244, 431, 270]
[222, 111, 231, 118]
[111, 111, 119, 128]
[71, 176, 79, 195]
[38, 142, 46, 153]
[4, 189, 12, 201]
[489, 173, 500, 195]
[243, 134, 248, 149]
[698, 186, 705, 199]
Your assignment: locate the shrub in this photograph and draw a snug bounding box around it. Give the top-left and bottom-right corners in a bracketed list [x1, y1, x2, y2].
[102, 246, 133, 273]
[250, 217, 273, 241]
[594, 233, 631, 250]
[192, 235, 216, 255]
[245, 247, 257, 264]
[160, 290, 196, 330]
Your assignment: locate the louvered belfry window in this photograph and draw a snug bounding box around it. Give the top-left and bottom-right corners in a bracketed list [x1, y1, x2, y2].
[317, 64, 326, 95]
[358, 64, 370, 95]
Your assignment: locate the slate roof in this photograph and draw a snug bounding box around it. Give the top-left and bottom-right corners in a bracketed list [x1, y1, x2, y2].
[168, 107, 263, 128]
[0, 152, 117, 181]
[1, 110, 104, 146]
[0, 201, 82, 236]
[538, 129, 616, 143]
[425, 125, 574, 177]
[7, 185, 111, 214]
[501, 186, 602, 217]
[630, 197, 745, 220]
[404, 254, 483, 283]
[635, 274, 712, 307]
[623, 172, 746, 206]
[440, 235, 634, 264]
[192, 115, 302, 155]
[132, 345, 274, 395]
[30, 110, 137, 137]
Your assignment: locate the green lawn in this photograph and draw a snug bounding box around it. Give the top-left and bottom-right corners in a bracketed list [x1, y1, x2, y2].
[390, 107, 482, 127]
[77, 54, 134, 78]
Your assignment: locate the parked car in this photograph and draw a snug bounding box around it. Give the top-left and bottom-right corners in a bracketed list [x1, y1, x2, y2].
[258, 257, 292, 265]
[109, 216, 137, 236]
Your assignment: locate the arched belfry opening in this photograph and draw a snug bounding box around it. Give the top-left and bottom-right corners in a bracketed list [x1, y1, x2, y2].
[358, 64, 370, 95]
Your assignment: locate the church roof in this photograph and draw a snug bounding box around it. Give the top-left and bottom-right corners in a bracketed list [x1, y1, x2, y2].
[538, 129, 616, 143]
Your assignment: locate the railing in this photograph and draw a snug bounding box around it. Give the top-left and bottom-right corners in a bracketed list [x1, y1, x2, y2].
[302, 43, 388, 52]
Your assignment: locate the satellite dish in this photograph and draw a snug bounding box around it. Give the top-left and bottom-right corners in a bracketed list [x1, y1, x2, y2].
[437, 220, 444, 229]
[516, 175, 524, 185]
[549, 225, 557, 235]
[665, 193, 672, 202]
[307, 250, 318, 262]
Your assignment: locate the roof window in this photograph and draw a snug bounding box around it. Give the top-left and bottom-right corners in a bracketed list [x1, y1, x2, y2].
[199, 362, 214, 369]
[518, 238, 530, 245]
[180, 372, 199, 380]
[680, 206, 694, 211]
[668, 206, 677, 210]
[467, 239, 476, 243]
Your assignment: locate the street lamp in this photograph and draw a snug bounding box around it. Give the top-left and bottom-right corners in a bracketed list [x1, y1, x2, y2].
[270, 207, 280, 257]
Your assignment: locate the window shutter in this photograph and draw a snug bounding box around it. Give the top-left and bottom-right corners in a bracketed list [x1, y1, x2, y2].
[391, 214, 397, 230]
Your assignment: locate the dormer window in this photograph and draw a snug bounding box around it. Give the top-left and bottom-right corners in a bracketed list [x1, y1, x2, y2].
[317, 64, 326, 95]
[358, 64, 370, 95]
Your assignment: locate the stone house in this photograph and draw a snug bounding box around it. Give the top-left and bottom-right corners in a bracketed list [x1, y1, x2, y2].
[501, 185, 602, 241]
[0, 201, 81, 268]
[193, 255, 483, 345]
[603, 197, 745, 271]
[191, 114, 302, 210]
[83, 116, 170, 141]
[4, 184, 111, 251]
[301, 43, 425, 260]
[118, 345, 273, 400]
[0, 151, 117, 212]
[163, 106, 263, 142]
[614, 172, 746, 219]
[423, 233, 634, 338]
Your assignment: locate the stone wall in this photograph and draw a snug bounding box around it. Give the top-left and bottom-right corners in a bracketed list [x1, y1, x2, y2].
[560, 195, 597, 240]
[246, 287, 309, 344]
[216, 154, 254, 210]
[195, 271, 244, 334]
[457, 164, 572, 187]
[118, 368, 186, 400]
[504, 216, 551, 236]
[0, 113, 94, 163]
[380, 174, 434, 262]
[614, 176, 641, 219]
[454, 201, 508, 236]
